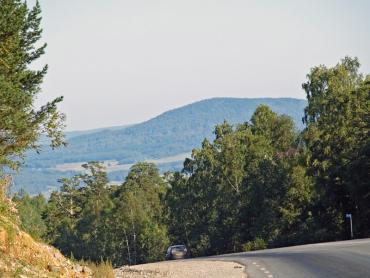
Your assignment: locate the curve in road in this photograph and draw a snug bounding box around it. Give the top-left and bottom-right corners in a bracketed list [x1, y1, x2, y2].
[204, 238, 370, 278]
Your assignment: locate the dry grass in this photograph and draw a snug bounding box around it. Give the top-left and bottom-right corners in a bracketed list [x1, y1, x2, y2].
[88, 260, 115, 278]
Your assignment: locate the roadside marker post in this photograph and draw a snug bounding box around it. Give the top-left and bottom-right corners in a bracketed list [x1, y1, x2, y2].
[345, 213, 353, 239]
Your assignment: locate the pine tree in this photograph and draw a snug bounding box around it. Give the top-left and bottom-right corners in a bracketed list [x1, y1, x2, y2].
[0, 0, 65, 170]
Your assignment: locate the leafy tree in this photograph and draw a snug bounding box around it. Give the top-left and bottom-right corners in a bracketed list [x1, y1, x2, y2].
[251, 105, 297, 152]
[303, 57, 370, 238]
[43, 162, 114, 260]
[112, 163, 169, 265]
[12, 189, 47, 239]
[244, 152, 314, 246]
[43, 175, 83, 255]
[0, 0, 65, 170]
[166, 105, 314, 256]
[75, 162, 114, 261]
[43, 162, 169, 266]
[165, 172, 195, 252]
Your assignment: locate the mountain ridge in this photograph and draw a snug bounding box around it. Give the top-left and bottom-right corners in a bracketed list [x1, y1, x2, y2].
[13, 97, 307, 194]
[66, 97, 306, 138]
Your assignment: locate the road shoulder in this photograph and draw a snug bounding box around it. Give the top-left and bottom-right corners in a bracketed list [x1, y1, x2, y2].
[114, 260, 246, 278]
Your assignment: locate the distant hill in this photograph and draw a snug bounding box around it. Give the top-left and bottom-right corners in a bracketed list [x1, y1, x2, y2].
[12, 97, 307, 195]
[65, 124, 132, 139]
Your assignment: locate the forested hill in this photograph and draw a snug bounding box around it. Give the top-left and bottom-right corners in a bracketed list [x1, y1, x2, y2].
[15, 97, 307, 194]
[27, 97, 306, 167]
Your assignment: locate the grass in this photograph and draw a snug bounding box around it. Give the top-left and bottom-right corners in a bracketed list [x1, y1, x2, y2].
[87, 260, 115, 278]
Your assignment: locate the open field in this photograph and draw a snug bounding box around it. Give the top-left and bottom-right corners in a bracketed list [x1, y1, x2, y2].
[53, 153, 191, 172]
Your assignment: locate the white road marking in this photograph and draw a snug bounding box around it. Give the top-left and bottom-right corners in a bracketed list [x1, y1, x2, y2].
[267, 275, 273, 278]
[265, 270, 270, 274]
[260, 267, 266, 271]
[252, 262, 257, 265]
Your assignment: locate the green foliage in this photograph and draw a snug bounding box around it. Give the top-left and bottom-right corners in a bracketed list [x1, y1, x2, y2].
[242, 237, 267, 251]
[29, 67, 366, 262]
[0, 0, 64, 227]
[0, 176, 18, 238]
[0, 3, 64, 248]
[164, 57, 369, 257]
[12, 190, 47, 239]
[166, 105, 314, 256]
[43, 162, 113, 260]
[0, 0, 65, 170]
[43, 162, 169, 266]
[14, 98, 307, 194]
[111, 162, 169, 265]
[2, 26, 366, 266]
[303, 56, 370, 238]
[28, 98, 306, 167]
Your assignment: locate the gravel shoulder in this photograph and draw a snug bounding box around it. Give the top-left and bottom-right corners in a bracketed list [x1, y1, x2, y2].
[114, 260, 246, 278]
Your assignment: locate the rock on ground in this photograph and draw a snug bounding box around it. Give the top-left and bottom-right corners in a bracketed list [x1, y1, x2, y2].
[0, 215, 91, 277]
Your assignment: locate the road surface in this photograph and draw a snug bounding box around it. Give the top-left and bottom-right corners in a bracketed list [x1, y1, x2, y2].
[203, 238, 370, 278]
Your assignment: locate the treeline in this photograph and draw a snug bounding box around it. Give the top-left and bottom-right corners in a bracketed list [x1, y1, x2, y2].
[13, 57, 369, 265]
[24, 98, 306, 169]
[2, 0, 369, 267]
[14, 162, 169, 266]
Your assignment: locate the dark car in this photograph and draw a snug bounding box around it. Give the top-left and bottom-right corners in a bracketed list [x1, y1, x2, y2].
[165, 245, 188, 260]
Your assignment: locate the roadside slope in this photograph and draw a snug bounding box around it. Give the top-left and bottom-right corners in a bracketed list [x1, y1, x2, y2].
[0, 214, 91, 277]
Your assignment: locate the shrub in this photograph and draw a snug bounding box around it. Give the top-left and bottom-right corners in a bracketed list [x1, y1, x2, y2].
[242, 237, 267, 251]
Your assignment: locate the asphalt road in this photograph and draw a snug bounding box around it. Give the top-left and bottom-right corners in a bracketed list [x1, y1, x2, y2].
[205, 238, 370, 278]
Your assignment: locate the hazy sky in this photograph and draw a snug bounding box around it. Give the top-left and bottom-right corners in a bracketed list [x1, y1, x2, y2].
[33, 0, 370, 131]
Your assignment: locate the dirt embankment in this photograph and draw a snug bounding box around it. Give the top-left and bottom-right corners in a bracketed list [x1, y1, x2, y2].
[0, 215, 91, 278]
[114, 260, 246, 278]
